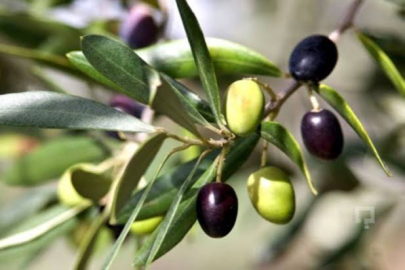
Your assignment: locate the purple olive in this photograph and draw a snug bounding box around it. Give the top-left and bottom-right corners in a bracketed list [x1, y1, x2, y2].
[110, 94, 144, 118]
[119, 3, 159, 49]
[289, 35, 338, 82]
[196, 182, 238, 238]
[301, 109, 344, 160]
[107, 95, 144, 139]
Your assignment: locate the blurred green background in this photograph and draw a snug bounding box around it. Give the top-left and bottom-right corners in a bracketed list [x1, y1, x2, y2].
[0, 0, 404, 269]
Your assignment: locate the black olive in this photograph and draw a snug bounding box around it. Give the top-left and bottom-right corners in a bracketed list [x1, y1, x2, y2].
[301, 109, 344, 160]
[196, 182, 238, 238]
[289, 35, 338, 82]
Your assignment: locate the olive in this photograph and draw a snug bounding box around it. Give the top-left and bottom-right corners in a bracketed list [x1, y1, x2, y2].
[58, 166, 90, 207]
[108, 95, 145, 139]
[247, 167, 295, 224]
[130, 216, 164, 235]
[301, 109, 344, 160]
[119, 3, 159, 49]
[196, 182, 238, 238]
[289, 35, 338, 82]
[225, 80, 264, 137]
[110, 95, 144, 118]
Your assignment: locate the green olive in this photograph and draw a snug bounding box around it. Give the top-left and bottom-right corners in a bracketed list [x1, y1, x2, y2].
[225, 79, 264, 137]
[130, 216, 164, 235]
[247, 167, 295, 224]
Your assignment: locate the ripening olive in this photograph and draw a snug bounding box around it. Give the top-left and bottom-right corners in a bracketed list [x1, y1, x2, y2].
[110, 95, 144, 118]
[289, 35, 338, 82]
[108, 95, 145, 139]
[247, 167, 295, 224]
[301, 109, 344, 160]
[130, 216, 164, 235]
[225, 80, 264, 137]
[119, 3, 159, 49]
[196, 183, 238, 238]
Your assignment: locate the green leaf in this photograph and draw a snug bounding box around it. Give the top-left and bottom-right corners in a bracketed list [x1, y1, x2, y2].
[0, 91, 155, 133]
[134, 134, 260, 265]
[144, 151, 209, 266]
[175, 0, 225, 127]
[81, 35, 152, 104]
[69, 50, 215, 122]
[260, 121, 317, 195]
[68, 36, 281, 80]
[0, 186, 57, 237]
[68, 164, 112, 203]
[74, 213, 108, 270]
[150, 72, 202, 136]
[0, 204, 87, 256]
[357, 31, 405, 97]
[317, 84, 391, 176]
[109, 133, 167, 224]
[137, 38, 282, 78]
[2, 135, 108, 186]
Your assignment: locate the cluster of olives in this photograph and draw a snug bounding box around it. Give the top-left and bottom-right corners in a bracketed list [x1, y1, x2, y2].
[196, 35, 344, 238]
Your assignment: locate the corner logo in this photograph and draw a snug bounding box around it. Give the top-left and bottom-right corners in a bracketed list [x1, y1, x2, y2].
[355, 206, 375, 229]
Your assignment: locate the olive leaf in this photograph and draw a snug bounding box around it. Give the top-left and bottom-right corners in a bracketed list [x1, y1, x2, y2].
[134, 134, 260, 265]
[66, 164, 112, 204]
[150, 72, 203, 137]
[0, 204, 87, 256]
[116, 151, 218, 223]
[0, 186, 56, 237]
[260, 121, 318, 195]
[68, 37, 281, 80]
[78, 35, 210, 133]
[2, 135, 108, 186]
[356, 31, 405, 97]
[0, 91, 156, 133]
[137, 38, 281, 78]
[109, 133, 167, 224]
[144, 151, 210, 266]
[316, 84, 391, 176]
[74, 213, 108, 270]
[175, 0, 225, 127]
[81, 35, 152, 104]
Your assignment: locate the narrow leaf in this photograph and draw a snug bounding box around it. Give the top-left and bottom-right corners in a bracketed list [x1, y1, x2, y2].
[81, 35, 151, 104]
[109, 133, 167, 224]
[74, 213, 109, 270]
[0, 187, 56, 237]
[357, 31, 405, 97]
[102, 143, 180, 270]
[145, 151, 210, 266]
[0, 91, 155, 133]
[317, 84, 391, 176]
[134, 134, 259, 265]
[2, 135, 108, 186]
[160, 74, 210, 127]
[175, 0, 225, 126]
[260, 121, 318, 195]
[151, 75, 202, 136]
[137, 38, 282, 78]
[0, 203, 88, 252]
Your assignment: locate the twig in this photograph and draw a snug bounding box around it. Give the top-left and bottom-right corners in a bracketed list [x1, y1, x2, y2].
[329, 0, 364, 42]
